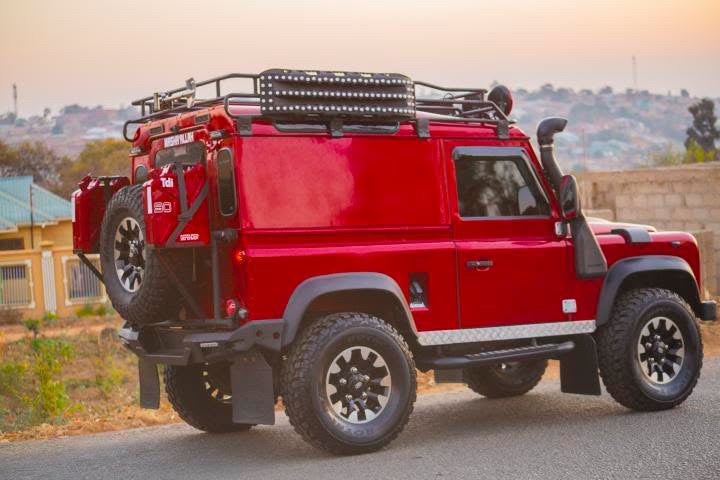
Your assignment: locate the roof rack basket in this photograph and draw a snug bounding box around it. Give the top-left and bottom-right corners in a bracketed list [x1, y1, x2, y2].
[123, 69, 513, 141]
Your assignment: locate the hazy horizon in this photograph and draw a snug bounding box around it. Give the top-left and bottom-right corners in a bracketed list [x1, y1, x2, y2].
[2, 0, 719, 116]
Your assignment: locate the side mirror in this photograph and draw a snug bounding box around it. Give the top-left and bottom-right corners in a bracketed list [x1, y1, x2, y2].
[559, 175, 580, 219]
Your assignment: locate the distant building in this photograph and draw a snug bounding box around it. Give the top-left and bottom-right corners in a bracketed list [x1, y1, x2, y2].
[0, 176, 105, 318]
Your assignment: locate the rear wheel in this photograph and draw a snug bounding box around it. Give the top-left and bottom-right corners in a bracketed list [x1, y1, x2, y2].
[596, 288, 703, 411]
[164, 363, 254, 433]
[281, 312, 416, 455]
[463, 359, 547, 398]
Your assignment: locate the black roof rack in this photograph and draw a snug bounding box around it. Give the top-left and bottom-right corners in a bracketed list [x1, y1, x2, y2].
[123, 69, 513, 141]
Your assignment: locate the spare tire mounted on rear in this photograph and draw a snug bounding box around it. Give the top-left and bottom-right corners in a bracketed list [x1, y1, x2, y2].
[99, 185, 186, 325]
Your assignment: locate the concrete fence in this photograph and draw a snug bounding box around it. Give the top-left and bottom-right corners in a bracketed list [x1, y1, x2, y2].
[579, 161, 720, 298]
[0, 247, 106, 320]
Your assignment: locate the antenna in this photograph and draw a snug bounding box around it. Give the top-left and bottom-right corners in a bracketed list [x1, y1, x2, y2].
[632, 55, 637, 89]
[12, 83, 17, 118]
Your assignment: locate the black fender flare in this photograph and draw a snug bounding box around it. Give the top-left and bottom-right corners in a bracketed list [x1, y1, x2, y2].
[596, 255, 701, 326]
[281, 272, 416, 346]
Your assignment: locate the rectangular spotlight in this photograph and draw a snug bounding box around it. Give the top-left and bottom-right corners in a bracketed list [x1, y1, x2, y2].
[259, 69, 415, 119]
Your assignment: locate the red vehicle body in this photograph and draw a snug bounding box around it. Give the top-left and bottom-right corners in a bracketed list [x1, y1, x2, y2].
[72, 69, 716, 454]
[117, 104, 704, 331]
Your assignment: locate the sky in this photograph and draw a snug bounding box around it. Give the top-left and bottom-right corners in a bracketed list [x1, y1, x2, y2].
[1, 0, 719, 116]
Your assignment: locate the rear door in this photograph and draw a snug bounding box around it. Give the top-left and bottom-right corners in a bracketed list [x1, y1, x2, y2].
[446, 144, 571, 328]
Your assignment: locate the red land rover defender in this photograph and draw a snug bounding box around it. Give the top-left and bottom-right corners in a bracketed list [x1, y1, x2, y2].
[71, 69, 717, 454]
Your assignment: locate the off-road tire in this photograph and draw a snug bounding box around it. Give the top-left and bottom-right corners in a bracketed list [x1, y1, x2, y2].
[164, 363, 254, 433]
[463, 359, 547, 398]
[99, 185, 186, 324]
[281, 312, 416, 455]
[596, 288, 703, 411]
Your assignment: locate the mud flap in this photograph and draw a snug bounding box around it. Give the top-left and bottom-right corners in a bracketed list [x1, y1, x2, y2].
[230, 350, 275, 425]
[138, 359, 160, 409]
[560, 334, 602, 395]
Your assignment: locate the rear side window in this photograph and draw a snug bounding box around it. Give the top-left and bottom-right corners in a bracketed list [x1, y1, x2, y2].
[454, 156, 550, 218]
[216, 148, 237, 216]
[155, 141, 205, 168]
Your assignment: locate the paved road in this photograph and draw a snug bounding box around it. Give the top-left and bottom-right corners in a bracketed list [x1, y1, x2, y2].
[3, 359, 720, 480]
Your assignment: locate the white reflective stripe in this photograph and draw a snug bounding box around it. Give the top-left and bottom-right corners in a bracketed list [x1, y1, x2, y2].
[416, 320, 597, 346]
[146, 186, 152, 214]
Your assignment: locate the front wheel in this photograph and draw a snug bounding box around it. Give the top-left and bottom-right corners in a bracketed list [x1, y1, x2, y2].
[596, 288, 703, 411]
[281, 312, 416, 455]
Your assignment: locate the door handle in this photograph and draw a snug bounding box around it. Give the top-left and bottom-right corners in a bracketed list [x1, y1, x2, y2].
[466, 260, 494, 269]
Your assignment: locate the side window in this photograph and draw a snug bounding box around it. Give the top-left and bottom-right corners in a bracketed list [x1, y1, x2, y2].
[454, 155, 550, 218]
[216, 148, 237, 216]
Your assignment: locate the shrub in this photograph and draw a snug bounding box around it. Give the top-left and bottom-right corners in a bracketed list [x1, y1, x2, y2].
[94, 303, 113, 317]
[42, 312, 58, 326]
[0, 360, 26, 400]
[27, 337, 75, 422]
[93, 331, 126, 396]
[75, 304, 96, 318]
[22, 318, 41, 339]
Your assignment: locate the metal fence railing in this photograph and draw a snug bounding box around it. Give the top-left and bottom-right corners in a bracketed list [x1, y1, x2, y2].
[0, 263, 32, 307]
[65, 256, 104, 302]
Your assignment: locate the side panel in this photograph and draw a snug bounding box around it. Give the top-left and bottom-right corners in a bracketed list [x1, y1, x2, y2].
[236, 135, 458, 333]
[235, 136, 448, 229]
[571, 232, 703, 322]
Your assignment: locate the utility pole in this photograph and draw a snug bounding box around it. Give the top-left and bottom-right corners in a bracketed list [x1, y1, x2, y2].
[632, 55, 637, 90]
[29, 184, 34, 249]
[581, 128, 588, 171]
[12, 84, 17, 118]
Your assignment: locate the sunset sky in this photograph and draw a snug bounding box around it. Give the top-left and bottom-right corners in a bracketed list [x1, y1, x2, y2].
[1, 0, 719, 116]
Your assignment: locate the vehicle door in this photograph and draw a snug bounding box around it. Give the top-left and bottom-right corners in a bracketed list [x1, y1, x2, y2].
[446, 144, 571, 329]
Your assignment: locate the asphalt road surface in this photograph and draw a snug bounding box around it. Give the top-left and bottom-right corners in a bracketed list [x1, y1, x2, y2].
[3, 359, 719, 480]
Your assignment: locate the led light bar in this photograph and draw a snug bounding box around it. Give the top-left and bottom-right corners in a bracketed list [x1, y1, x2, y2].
[259, 69, 415, 119]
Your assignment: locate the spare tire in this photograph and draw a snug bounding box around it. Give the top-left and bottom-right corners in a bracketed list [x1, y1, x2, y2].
[99, 185, 187, 325]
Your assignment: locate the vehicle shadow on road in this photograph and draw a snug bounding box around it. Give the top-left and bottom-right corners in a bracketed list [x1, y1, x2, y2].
[125, 386, 654, 465]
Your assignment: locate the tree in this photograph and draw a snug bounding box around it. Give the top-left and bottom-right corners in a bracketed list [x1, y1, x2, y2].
[0, 140, 69, 193]
[685, 98, 719, 154]
[649, 144, 684, 166]
[57, 138, 130, 197]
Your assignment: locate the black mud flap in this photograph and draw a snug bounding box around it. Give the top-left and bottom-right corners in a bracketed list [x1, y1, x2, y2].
[230, 350, 275, 425]
[138, 359, 160, 409]
[560, 334, 602, 395]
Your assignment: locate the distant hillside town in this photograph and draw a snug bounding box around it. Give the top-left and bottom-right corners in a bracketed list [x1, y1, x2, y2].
[509, 86, 718, 172]
[0, 104, 136, 157]
[1, 86, 718, 171]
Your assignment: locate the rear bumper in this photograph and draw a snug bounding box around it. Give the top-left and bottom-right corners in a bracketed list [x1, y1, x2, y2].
[118, 319, 285, 366]
[700, 301, 717, 321]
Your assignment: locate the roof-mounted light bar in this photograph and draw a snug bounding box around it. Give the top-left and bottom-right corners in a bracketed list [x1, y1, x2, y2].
[258, 69, 415, 119]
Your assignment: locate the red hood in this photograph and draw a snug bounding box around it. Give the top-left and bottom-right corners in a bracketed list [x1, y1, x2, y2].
[586, 217, 657, 235]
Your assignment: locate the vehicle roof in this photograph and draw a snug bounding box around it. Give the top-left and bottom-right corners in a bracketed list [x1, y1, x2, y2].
[131, 103, 528, 148]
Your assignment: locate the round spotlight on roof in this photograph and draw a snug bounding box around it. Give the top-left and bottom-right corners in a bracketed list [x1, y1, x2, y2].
[488, 85, 513, 117]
